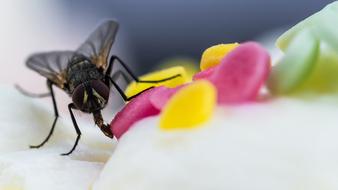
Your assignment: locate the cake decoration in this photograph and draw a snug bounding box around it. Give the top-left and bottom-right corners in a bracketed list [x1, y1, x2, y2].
[159, 80, 216, 130]
[149, 85, 185, 110]
[155, 58, 199, 80]
[200, 43, 239, 70]
[267, 30, 319, 94]
[268, 2, 338, 95]
[195, 42, 271, 104]
[111, 88, 160, 139]
[193, 66, 215, 81]
[111, 41, 271, 137]
[111, 42, 272, 137]
[276, 2, 338, 51]
[124, 66, 189, 98]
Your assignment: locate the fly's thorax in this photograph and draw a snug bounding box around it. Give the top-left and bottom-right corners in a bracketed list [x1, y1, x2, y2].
[67, 57, 104, 93]
[72, 80, 110, 113]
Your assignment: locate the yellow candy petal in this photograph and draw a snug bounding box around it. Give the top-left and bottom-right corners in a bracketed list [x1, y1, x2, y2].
[125, 66, 189, 98]
[200, 43, 239, 71]
[155, 58, 199, 81]
[160, 80, 217, 130]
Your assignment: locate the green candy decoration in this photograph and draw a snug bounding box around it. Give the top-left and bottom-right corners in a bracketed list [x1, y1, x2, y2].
[268, 2, 338, 95]
[268, 30, 319, 94]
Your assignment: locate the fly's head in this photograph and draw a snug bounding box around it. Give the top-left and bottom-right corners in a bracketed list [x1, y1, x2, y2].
[72, 80, 109, 113]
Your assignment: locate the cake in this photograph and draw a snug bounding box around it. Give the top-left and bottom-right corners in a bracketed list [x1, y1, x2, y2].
[1, 2, 338, 190]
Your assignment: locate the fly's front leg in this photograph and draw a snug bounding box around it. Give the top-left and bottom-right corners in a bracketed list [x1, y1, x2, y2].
[111, 70, 131, 84]
[106, 76, 153, 101]
[105, 55, 182, 86]
[30, 80, 58, 148]
[61, 103, 82, 156]
[93, 111, 114, 139]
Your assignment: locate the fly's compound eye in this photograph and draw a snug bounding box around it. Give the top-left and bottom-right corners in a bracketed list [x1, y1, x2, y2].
[72, 85, 86, 111]
[90, 80, 109, 106]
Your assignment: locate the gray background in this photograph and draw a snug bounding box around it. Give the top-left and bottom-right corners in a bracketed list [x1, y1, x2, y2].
[59, 0, 334, 73]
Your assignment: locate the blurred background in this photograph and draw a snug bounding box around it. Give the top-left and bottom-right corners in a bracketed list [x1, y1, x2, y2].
[60, 0, 334, 70]
[0, 0, 334, 113]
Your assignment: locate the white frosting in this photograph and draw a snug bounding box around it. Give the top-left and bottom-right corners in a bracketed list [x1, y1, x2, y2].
[0, 86, 114, 190]
[94, 96, 338, 190]
[3, 85, 338, 190]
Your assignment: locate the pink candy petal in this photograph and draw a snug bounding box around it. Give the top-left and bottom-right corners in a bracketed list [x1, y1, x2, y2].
[211, 42, 270, 103]
[110, 88, 160, 139]
[149, 85, 186, 110]
[192, 67, 216, 81]
[194, 42, 271, 104]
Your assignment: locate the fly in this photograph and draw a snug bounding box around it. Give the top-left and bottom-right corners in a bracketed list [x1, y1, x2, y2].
[16, 20, 181, 155]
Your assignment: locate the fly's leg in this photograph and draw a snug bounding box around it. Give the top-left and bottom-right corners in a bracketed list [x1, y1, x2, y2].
[138, 74, 181, 83]
[104, 55, 137, 85]
[61, 103, 81, 156]
[93, 111, 114, 139]
[111, 70, 132, 84]
[104, 55, 182, 86]
[30, 80, 58, 148]
[15, 84, 50, 98]
[107, 76, 153, 101]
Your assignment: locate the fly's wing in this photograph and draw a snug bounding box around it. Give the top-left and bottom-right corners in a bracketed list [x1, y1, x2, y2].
[26, 51, 75, 90]
[75, 20, 119, 70]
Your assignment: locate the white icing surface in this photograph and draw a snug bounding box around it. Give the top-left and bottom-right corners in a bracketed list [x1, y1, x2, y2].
[4, 84, 338, 190]
[0, 86, 115, 190]
[94, 96, 338, 190]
